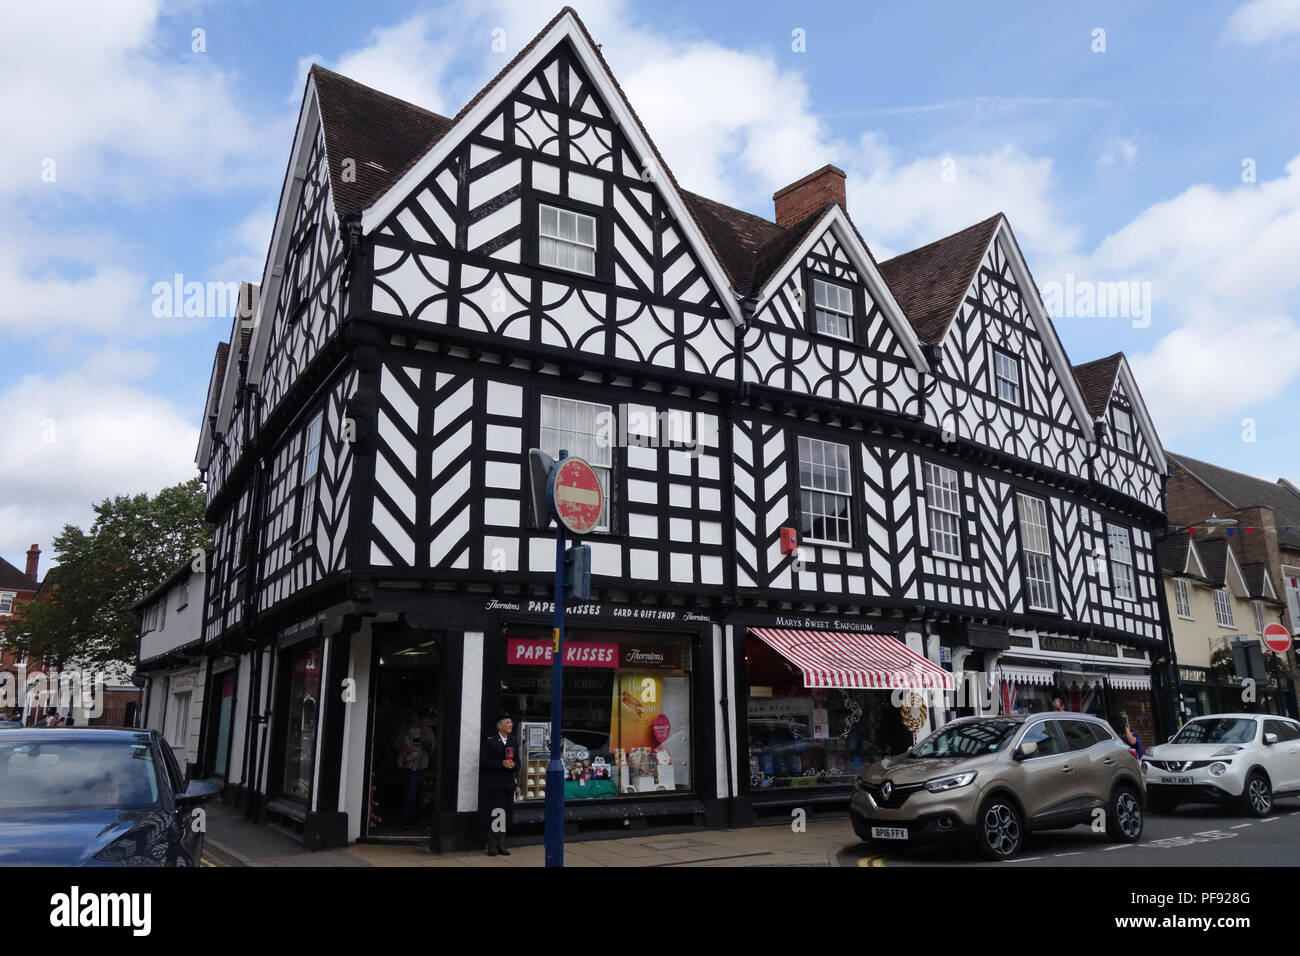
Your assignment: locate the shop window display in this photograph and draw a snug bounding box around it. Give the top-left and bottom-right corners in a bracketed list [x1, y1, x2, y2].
[501, 628, 694, 801]
[282, 642, 321, 802]
[744, 635, 913, 789]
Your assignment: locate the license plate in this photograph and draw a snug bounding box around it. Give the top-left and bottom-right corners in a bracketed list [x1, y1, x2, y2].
[1160, 775, 1194, 785]
[871, 826, 909, 840]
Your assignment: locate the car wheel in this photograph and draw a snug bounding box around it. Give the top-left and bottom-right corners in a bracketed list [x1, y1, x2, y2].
[977, 796, 1024, 860]
[1242, 770, 1272, 817]
[1147, 794, 1176, 814]
[1106, 785, 1144, 842]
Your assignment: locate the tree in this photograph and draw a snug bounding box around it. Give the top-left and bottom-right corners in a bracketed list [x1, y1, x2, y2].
[13, 479, 210, 671]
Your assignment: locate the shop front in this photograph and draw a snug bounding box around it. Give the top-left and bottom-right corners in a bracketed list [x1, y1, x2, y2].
[995, 630, 1158, 744]
[729, 614, 954, 821]
[484, 601, 723, 838]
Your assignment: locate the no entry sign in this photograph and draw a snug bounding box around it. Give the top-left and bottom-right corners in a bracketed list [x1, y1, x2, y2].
[1263, 622, 1292, 654]
[549, 456, 604, 535]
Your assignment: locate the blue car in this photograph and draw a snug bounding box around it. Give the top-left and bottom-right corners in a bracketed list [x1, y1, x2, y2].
[0, 728, 220, 866]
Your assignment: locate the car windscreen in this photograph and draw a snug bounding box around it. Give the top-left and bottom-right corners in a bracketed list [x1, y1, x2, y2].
[0, 739, 162, 811]
[1171, 718, 1257, 745]
[911, 720, 1020, 757]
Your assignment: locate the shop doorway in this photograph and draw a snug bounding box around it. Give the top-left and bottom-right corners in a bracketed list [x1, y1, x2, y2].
[203, 665, 238, 779]
[365, 632, 441, 838]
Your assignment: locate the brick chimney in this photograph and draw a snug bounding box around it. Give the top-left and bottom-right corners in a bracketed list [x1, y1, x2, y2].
[773, 164, 846, 228]
[25, 544, 39, 583]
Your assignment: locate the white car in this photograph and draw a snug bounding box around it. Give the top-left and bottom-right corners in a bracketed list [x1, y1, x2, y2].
[1142, 713, 1300, 816]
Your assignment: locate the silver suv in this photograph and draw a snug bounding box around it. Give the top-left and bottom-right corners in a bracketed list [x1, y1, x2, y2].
[849, 713, 1146, 859]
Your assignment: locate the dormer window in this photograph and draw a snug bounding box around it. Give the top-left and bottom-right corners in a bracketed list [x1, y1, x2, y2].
[993, 349, 1021, 404]
[1112, 408, 1134, 452]
[538, 204, 596, 276]
[812, 277, 854, 341]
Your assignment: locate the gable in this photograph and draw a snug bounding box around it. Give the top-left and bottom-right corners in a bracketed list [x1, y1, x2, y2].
[361, 11, 742, 328]
[364, 36, 737, 380]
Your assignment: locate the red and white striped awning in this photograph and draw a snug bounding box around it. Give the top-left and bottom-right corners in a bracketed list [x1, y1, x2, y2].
[748, 628, 955, 691]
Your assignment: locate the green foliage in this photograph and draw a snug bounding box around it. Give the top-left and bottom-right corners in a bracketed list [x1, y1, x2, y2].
[12, 479, 210, 671]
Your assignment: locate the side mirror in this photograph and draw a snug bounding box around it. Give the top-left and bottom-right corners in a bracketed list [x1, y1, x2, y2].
[176, 780, 221, 807]
[1264, 733, 1279, 747]
[1013, 740, 1038, 760]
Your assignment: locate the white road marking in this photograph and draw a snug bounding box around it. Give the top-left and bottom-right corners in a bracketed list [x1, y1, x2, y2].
[1103, 843, 1134, 851]
[1259, 817, 1278, 823]
[1230, 823, 1253, 829]
[1006, 856, 1045, 863]
[1053, 851, 1085, 857]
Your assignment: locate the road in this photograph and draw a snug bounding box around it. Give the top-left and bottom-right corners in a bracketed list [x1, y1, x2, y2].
[841, 797, 1300, 866]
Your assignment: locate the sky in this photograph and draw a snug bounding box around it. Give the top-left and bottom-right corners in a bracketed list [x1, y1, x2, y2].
[2, 0, 1300, 570]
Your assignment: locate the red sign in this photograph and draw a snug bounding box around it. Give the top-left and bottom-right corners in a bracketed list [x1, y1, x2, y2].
[551, 456, 603, 535]
[1263, 622, 1292, 654]
[652, 714, 671, 744]
[506, 638, 618, 668]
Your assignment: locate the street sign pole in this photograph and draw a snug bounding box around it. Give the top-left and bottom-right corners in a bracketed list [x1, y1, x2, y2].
[544, 450, 568, 869]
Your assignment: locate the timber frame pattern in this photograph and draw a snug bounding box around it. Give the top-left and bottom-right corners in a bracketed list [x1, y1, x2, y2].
[190, 8, 1171, 838]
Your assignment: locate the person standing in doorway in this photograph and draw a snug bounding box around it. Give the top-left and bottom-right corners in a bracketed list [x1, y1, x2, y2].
[394, 710, 432, 830]
[480, 713, 518, 856]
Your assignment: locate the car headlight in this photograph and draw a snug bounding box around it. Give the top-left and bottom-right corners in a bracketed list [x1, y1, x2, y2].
[1211, 746, 1244, 757]
[924, 771, 978, 793]
[1210, 762, 1228, 776]
[1141, 759, 1151, 773]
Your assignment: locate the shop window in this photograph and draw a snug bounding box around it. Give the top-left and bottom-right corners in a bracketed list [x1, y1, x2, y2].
[282, 642, 321, 803]
[1107, 523, 1135, 600]
[924, 461, 962, 559]
[1174, 578, 1192, 619]
[540, 395, 612, 533]
[501, 628, 693, 801]
[797, 435, 852, 546]
[744, 635, 912, 789]
[1016, 493, 1056, 611]
[1214, 589, 1235, 628]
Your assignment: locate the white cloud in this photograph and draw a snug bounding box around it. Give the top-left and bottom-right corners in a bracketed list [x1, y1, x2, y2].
[1225, 0, 1300, 45]
[0, 349, 201, 564]
[1098, 138, 1139, 168]
[845, 134, 1076, 262]
[0, 0, 279, 201]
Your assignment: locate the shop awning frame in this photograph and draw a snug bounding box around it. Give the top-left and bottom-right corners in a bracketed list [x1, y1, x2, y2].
[747, 628, 955, 691]
[1000, 665, 1056, 687]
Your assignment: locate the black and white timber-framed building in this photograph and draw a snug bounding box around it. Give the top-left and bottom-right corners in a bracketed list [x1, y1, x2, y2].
[182, 7, 1173, 850]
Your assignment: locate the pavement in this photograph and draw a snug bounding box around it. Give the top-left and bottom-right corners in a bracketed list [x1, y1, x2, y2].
[202, 796, 1300, 868]
[200, 800, 848, 867]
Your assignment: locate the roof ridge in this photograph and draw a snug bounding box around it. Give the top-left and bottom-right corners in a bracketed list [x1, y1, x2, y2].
[878, 212, 1004, 268]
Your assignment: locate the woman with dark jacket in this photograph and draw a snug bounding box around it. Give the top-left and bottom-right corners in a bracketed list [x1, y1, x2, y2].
[480, 713, 518, 856]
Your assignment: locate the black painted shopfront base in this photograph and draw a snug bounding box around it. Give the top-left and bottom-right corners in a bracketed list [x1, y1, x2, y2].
[731, 788, 853, 828]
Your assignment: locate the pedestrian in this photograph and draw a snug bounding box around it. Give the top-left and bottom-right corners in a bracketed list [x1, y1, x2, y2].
[44, 710, 61, 727]
[1122, 724, 1144, 758]
[394, 709, 432, 830]
[64, 715, 76, 727]
[480, 712, 518, 856]
[1050, 697, 1065, 712]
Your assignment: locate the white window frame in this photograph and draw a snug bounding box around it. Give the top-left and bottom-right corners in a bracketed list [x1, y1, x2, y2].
[1214, 588, 1235, 628]
[1106, 523, 1135, 601]
[993, 349, 1022, 404]
[0, 592, 13, 615]
[1112, 408, 1134, 453]
[1174, 577, 1192, 619]
[811, 277, 854, 342]
[177, 581, 189, 611]
[797, 436, 853, 547]
[1016, 492, 1057, 611]
[169, 690, 191, 752]
[538, 203, 597, 276]
[1253, 599, 1265, 635]
[540, 395, 613, 533]
[924, 462, 962, 559]
[297, 413, 324, 541]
